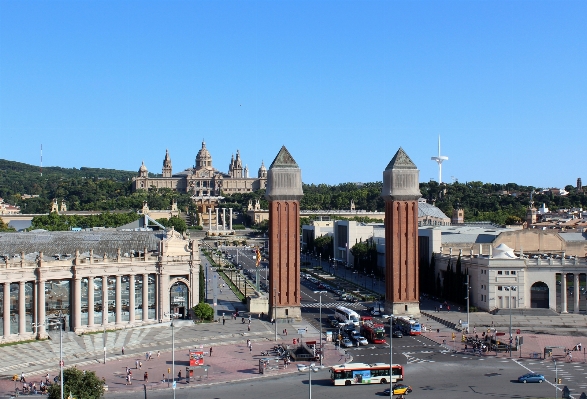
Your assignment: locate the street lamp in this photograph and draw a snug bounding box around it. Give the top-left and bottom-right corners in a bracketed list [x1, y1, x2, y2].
[504, 286, 517, 357]
[314, 291, 326, 366]
[273, 287, 279, 341]
[299, 363, 320, 399]
[389, 316, 393, 399]
[165, 312, 180, 399]
[465, 275, 470, 334]
[42, 314, 64, 399]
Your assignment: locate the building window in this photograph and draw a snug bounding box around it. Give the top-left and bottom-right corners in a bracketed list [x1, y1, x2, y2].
[505, 271, 510, 275]
[498, 271, 503, 275]
[498, 286, 503, 291]
[511, 271, 516, 275]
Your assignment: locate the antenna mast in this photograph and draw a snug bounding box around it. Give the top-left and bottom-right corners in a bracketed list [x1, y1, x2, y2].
[431, 136, 448, 183]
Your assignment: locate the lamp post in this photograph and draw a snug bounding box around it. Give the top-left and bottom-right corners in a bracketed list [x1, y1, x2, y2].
[314, 291, 326, 367]
[165, 312, 179, 399]
[300, 364, 319, 399]
[273, 287, 278, 341]
[554, 358, 558, 399]
[44, 314, 64, 399]
[465, 274, 470, 334]
[319, 253, 322, 271]
[504, 286, 517, 357]
[389, 317, 393, 399]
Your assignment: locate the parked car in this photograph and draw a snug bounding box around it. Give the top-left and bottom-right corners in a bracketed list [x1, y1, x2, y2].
[518, 373, 545, 383]
[392, 330, 403, 338]
[341, 338, 354, 348]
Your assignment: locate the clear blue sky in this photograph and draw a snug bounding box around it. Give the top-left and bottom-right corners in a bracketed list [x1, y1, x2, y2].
[1, 1, 585, 188]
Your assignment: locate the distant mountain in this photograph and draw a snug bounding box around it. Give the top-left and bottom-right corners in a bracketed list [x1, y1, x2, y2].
[0, 159, 137, 181]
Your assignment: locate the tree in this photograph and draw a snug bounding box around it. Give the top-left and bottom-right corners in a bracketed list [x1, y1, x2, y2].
[193, 302, 214, 321]
[199, 265, 205, 303]
[156, 216, 187, 233]
[48, 367, 104, 399]
[0, 218, 15, 232]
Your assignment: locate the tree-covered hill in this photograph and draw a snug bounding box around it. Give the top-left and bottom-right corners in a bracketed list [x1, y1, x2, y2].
[1, 158, 585, 225]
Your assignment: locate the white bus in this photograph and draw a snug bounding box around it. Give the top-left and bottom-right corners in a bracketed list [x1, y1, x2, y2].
[334, 306, 360, 326]
[330, 363, 404, 386]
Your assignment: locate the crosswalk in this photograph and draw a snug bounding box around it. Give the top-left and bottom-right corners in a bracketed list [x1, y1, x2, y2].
[301, 302, 365, 309]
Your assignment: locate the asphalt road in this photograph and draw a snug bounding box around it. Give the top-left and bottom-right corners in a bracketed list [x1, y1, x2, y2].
[112, 357, 559, 399]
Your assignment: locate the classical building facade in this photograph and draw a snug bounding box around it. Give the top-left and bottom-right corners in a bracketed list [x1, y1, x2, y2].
[131, 142, 267, 197]
[0, 229, 199, 342]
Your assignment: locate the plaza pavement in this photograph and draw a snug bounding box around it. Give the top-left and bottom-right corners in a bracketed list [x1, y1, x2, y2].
[2, 258, 587, 397]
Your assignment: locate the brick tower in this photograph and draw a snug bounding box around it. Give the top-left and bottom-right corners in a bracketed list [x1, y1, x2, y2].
[265, 146, 303, 321]
[381, 148, 421, 316]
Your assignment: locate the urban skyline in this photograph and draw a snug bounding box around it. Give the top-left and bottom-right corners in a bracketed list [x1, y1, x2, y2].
[1, 1, 585, 188]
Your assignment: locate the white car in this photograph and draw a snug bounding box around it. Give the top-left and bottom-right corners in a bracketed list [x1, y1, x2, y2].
[352, 334, 369, 345]
[297, 364, 309, 372]
[342, 338, 354, 348]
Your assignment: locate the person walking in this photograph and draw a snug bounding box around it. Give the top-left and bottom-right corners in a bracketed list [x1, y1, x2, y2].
[122, 346, 125, 355]
[135, 359, 139, 369]
[249, 344, 252, 353]
[177, 370, 182, 382]
[210, 347, 213, 357]
[20, 372, 25, 383]
[248, 324, 251, 331]
[157, 350, 160, 358]
[144, 372, 148, 382]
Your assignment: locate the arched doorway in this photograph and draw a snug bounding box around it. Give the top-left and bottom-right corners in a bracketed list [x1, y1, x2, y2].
[170, 281, 189, 319]
[531, 282, 549, 309]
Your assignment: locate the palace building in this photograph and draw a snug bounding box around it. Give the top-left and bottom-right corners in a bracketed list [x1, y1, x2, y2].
[131, 141, 267, 197]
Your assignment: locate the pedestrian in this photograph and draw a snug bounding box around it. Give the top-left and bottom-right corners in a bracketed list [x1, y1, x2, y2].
[210, 347, 213, 357]
[45, 373, 50, 384]
[248, 318, 251, 324]
[177, 370, 182, 382]
[439, 304, 443, 311]
[122, 346, 125, 355]
[242, 317, 245, 324]
[145, 352, 149, 361]
[247, 339, 251, 348]
[157, 350, 160, 358]
[139, 361, 142, 369]
[148, 351, 152, 360]
[20, 372, 25, 383]
[144, 372, 148, 382]
[249, 344, 252, 353]
[447, 305, 450, 311]
[223, 318, 225, 325]
[285, 329, 288, 336]
[248, 324, 251, 331]
[136, 360, 139, 369]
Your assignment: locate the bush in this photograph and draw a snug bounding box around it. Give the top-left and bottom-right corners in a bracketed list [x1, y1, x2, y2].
[48, 367, 104, 399]
[193, 302, 214, 321]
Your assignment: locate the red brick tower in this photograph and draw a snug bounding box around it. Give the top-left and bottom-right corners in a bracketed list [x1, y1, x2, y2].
[381, 148, 421, 316]
[265, 146, 303, 321]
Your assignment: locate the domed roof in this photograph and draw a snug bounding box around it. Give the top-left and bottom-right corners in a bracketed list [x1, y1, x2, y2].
[196, 141, 211, 160]
[258, 161, 266, 172]
[139, 161, 148, 173]
[195, 141, 213, 169]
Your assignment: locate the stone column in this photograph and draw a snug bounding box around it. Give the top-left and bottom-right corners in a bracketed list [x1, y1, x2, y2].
[88, 277, 94, 327]
[142, 273, 149, 322]
[215, 208, 219, 230]
[208, 208, 212, 230]
[561, 273, 568, 313]
[102, 276, 108, 325]
[229, 208, 233, 230]
[223, 208, 226, 230]
[129, 275, 135, 324]
[574, 273, 580, 314]
[18, 281, 26, 335]
[115, 275, 122, 325]
[73, 276, 81, 331]
[37, 280, 46, 337]
[3, 282, 10, 337]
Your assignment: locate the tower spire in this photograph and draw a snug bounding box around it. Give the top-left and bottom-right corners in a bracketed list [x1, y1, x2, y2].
[431, 135, 448, 183]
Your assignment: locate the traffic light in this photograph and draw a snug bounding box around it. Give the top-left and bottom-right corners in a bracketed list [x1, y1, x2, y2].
[452, 332, 456, 340]
[168, 368, 171, 374]
[557, 378, 562, 384]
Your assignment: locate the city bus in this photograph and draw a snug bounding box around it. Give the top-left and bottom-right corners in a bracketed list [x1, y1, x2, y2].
[334, 306, 360, 326]
[394, 316, 421, 336]
[330, 363, 404, 386]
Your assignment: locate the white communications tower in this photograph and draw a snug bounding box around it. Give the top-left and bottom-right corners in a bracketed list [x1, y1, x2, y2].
[431, 136, 448, 183]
